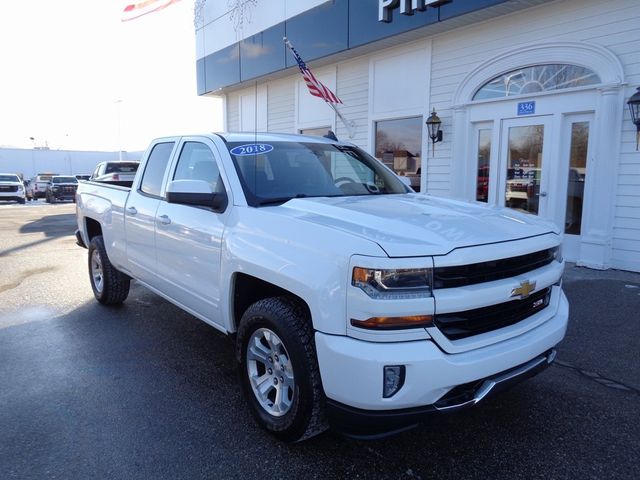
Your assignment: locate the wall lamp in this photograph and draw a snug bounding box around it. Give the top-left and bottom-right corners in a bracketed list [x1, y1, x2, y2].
[627, 87, 640, 151]
[426, 108, 443, 155]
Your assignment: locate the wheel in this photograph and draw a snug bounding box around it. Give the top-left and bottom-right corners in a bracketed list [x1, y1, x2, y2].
[237, 296, 327, 442]
[18, 198, 25, 204]
[50, 195, 56, 204]
[88, 235, 130, 305]
[45, 193, 50, 203]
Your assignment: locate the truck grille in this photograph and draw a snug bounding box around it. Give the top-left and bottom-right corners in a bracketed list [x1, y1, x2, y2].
[433, 248, 556, 289]
[434, 287, 551, 340]
[0, 185, 18, 192]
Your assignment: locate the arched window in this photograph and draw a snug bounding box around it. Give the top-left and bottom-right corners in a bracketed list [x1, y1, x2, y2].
[473, 64, 600, 100]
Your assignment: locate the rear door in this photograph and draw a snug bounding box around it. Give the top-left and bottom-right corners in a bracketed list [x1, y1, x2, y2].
[153, 137, 231, 327]
[124, 140, 177, 286]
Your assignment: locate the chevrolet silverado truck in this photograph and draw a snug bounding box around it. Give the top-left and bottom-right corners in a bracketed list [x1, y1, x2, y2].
[45, 175, 79, 203]
[75, 133, 568, 442]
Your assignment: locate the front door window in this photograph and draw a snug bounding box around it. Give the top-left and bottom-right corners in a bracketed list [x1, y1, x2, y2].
[504, 124, 545, 215]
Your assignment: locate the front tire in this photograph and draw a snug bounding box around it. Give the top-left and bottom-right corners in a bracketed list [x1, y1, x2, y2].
[88, 235, 130, 305]
[237, 296, 327, 442]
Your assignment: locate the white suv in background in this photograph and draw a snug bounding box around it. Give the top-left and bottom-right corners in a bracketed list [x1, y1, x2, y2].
[0, 173, 26, 204]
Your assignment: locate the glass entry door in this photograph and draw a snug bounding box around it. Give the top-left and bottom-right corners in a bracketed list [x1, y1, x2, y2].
[560, 113, 593, 258]
[499, 116, 553, 218]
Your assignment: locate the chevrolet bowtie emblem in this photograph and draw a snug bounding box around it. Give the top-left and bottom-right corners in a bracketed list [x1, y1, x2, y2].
[511, 280, 536, 299]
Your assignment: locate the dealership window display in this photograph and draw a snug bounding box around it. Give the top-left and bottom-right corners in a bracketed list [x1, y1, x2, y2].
[374, 117, 422, 191]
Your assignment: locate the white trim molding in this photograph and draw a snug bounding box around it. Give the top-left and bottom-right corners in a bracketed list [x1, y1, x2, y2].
[452, 42, 625, 107]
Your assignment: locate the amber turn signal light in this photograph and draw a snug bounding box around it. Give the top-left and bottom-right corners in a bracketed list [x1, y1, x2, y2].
[350, 315, 433, 330]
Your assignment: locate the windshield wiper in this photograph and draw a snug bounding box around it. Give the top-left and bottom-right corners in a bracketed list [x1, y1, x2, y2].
[256, 193, 308, 206]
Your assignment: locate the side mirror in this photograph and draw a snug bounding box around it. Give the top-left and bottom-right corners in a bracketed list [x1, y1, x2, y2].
[166, 179, 228, 212]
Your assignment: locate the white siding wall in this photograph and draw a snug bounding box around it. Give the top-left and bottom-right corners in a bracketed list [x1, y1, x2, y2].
[429, 0, 640, 271]
[267, 77, 296, 133]
[226, 92, 240, 131]
[336, 58, 370, 150]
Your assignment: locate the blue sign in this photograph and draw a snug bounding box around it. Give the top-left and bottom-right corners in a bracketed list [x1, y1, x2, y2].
[517, 101, 536, 116]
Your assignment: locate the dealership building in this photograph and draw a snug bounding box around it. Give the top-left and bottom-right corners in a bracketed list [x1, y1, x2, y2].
[195, 0, 640, 272]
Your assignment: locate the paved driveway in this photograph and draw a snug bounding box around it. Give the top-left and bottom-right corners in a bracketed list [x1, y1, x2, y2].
[1, 203, 638, 479]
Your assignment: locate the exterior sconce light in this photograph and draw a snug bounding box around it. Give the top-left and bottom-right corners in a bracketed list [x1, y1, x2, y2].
[627, 87, 640, 151]
[426, 108, 443, 155]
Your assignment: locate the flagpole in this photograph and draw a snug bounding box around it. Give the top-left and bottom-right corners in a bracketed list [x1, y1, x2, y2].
[328, 103, 356, 139]
[284, 37, 356, 139]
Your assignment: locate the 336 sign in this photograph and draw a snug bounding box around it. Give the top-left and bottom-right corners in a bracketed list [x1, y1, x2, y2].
[517, 101, 536, 116]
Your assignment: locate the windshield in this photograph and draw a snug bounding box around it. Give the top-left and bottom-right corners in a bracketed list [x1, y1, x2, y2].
[226, 141, 409, 206]
[105, 162, 139, 174]
[52, 176, 78, 183]
[0, 175, 20, 182]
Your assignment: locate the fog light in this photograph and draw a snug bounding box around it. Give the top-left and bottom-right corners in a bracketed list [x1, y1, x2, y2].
[383, 365, 405, 398]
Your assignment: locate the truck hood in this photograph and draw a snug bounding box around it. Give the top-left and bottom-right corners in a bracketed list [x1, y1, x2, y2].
[278, 194, 558, 257]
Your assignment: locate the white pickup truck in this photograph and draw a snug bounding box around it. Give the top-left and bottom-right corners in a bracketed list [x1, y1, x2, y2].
[75, 133, 568, 441]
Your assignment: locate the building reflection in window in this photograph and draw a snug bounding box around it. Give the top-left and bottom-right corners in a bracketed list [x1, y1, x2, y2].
[374, 117, 422, 191]
[476, 129, 491, 202]
[504, 125, 544, 215]
[565, 121, 589, 235]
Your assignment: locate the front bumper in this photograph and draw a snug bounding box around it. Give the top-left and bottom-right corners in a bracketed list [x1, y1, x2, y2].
[0, 191, 25, 201]
[316, 290, 569, 437]
[328, 349, 556, 439]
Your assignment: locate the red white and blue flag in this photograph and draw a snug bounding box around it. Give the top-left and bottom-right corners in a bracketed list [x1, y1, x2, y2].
[284, 38, 342, 105]
[122, 0, 182, 22]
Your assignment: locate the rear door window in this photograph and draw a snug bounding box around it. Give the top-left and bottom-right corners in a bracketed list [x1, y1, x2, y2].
[140, 143, 175, 197]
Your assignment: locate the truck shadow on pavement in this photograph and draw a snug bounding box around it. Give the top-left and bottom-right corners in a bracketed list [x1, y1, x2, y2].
[0, 277, 638, 479]
[0, 214, 77, 258]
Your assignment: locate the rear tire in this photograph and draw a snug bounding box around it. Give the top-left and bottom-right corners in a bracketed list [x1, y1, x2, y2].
[88, 235, 130, 305]
[237, 296, 328, 442]
[18, 198, 25, 204]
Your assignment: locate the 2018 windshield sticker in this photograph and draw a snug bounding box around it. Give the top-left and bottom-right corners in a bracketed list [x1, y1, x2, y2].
[230, 144, 274, 156]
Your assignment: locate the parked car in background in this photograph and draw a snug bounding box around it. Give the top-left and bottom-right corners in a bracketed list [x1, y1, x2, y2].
[45, 175, 78, 203]
[90, 161, 140, 186]
[0, 173, 26, 204]
[75, 174, 91, 181]
[27, 173, 59, 200]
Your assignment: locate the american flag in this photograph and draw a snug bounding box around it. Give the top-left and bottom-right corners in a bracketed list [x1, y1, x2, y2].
[122, 0, 182, 22]
[284, 38, 342, 105]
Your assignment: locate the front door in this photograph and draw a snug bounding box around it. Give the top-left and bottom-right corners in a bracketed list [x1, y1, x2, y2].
[153, 138, 229, 329]
[498, 116, 553, 219]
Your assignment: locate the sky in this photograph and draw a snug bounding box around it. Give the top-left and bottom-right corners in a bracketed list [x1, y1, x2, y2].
[0, 0, 222, 152]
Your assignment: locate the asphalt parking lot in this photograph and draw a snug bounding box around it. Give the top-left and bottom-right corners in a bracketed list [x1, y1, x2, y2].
[1, 202, 639, 480]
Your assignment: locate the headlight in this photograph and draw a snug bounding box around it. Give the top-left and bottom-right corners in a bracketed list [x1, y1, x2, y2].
[552, 244, 563, 263]
[352, 267, 432, 299]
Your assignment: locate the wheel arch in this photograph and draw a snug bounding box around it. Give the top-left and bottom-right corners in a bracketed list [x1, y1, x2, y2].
[84, 217, 103, 242]
[231, 272, 311, 333]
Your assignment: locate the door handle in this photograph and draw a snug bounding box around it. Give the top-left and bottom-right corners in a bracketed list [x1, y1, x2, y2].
[126, 206, 138, 215]
[158, 214, 171, 225]
[538, 192, 548, 197]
